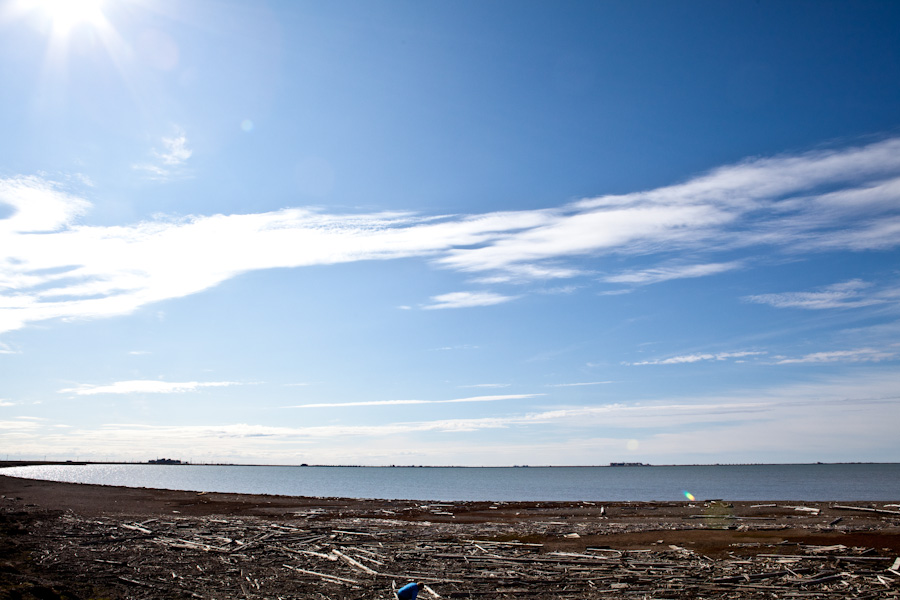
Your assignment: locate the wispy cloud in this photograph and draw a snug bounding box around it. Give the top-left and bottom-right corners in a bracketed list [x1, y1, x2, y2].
[133, 128, 192, 180]
[3, 137, 900, 334]
[59, 380, 242, 395]
[604, 261, 742, 285]
[438, 138, 900, 275]
[86, 373, 900, 440]
[0, 419, 40, 430]
[629, 351, 766, 366]
[473, 264, 587, 284]
[744, 279, 898, 310]
[9, 371, 900, 464]
[276, 370, 900, 436]
[286, 393, 541, 409]
[775, 348, 896, 364]
[422, 291, 518, 310]
[157, 132, 192, 165]
[94, 403, 765, 440]
[546, 381, 613, 387]
[0, 175, 90, 235]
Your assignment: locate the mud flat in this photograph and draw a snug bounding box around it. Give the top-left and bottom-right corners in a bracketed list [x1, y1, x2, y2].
[2, 473, 899, 599]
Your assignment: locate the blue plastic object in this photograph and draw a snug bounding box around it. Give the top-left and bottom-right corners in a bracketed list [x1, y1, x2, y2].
[396, 582, 419, 600]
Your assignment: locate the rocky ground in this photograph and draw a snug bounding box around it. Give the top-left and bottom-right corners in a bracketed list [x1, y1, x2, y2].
[1, 473, 899, 599]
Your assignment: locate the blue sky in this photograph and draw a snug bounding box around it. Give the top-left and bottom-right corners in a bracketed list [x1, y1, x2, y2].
[1, 0, 899, 466]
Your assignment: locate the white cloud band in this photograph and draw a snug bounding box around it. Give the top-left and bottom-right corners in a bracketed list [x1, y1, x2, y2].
[287, 394, 541, 409]
[59, 380, 241, 395]
[3, 137, 900, 334]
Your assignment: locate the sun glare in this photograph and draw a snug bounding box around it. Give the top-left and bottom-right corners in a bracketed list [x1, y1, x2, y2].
[27, 0, 107, 33]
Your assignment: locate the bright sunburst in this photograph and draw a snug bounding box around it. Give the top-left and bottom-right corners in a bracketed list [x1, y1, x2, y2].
[23, 0, 107, 34]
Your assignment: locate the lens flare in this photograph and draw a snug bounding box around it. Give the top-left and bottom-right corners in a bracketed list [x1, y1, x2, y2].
[683, 491, 695, 501]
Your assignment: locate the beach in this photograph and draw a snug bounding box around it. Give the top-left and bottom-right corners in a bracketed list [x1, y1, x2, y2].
[2, 472, 899, 599]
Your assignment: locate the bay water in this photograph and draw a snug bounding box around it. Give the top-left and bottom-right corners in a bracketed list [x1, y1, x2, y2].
[2, 463, 899, 502]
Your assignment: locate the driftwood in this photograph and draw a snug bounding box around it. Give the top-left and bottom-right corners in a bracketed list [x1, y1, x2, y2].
[833, 504, 900, 516]
[331, 548, 380, 575]
[282, 564, 361, 586]
[4, 497, 900, 600]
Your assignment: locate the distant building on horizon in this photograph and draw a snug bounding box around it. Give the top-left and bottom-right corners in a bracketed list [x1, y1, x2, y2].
[148, 458, 182, 465]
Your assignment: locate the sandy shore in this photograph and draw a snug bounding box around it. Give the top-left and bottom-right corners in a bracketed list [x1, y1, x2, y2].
[2, 472, 899, 599]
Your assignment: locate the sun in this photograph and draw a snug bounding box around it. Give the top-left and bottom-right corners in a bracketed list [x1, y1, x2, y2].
[13, 0, 128, 102]
[24, 0, 107, 34]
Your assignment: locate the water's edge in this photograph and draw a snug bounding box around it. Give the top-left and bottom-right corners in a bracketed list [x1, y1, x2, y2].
[3, 463, 899, 502]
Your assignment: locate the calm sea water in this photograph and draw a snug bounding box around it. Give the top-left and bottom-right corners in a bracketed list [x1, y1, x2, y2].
[2, 463, 898, 502]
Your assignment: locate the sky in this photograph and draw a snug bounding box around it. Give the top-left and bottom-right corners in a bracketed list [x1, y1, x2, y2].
[1, 0, 899, 466]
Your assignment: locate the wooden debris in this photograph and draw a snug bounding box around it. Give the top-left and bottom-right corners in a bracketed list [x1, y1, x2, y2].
[282, 564, 361, 586]
[5, 498, 900, 600]
[787, 506, 821, 515]
[332, 548, 379, 575]
[833, 504, 900, 516]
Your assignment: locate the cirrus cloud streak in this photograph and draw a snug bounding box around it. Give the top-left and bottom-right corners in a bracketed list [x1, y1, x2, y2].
[59, 380, 242, 395]
[2, 137, 900, 334]
[286, 394, 542, 409]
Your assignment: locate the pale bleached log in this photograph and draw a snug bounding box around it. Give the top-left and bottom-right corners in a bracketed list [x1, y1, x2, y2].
[282, 564, 361, 586]
[832, 504, 900, 516]
[332, 548, 379, 575]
